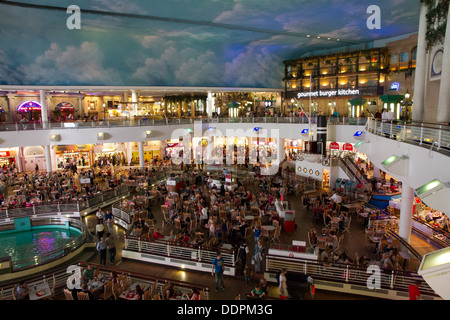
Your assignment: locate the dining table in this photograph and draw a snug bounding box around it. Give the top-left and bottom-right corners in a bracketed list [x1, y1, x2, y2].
[119, 282, 148, 300]
[29, 282, 52, 300]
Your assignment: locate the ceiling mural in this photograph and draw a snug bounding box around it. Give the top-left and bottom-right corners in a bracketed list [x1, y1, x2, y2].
[0, 0, 421, 88]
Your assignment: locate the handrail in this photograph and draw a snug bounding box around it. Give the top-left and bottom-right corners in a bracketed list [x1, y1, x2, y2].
[265, 252, 438, 298]
[365, 118, 450, 153]
[0, 116, 368, 132]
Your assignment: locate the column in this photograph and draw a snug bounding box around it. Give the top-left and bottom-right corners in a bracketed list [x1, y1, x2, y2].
[44, 145, 52, 173]
[138, 141, 144, 169]
[191, 100, 195, 118]
[398, 185, 415, 243]
[6, 93, 14, 123]
[131, 90, 138, 116]
[40, 90, 48, 128]
[437, 4, 450, 123]
[207, 91, 214, 117]
[178, 102, 182, 118]
[411, 3, 429, 122]
[126, 142, 133, 166]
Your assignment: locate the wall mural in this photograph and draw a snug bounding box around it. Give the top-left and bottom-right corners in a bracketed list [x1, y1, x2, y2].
[0, 0, 420, 88]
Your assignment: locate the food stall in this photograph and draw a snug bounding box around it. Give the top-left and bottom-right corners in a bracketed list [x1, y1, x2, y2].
[166, 176, 183, 192]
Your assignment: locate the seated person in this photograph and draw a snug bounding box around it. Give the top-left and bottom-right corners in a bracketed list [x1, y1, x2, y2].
[14, 280, 30, 300]
[82, 264, 98, 282]
[251, 284, 266, 299]
[80, 283, 95, 300]
[153, 228, 164, 239]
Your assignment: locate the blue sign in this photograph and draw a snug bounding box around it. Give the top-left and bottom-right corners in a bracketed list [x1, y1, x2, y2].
[390, 82, 400, 90]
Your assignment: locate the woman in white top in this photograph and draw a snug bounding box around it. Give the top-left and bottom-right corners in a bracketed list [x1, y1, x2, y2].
[279, 268, 288, 298]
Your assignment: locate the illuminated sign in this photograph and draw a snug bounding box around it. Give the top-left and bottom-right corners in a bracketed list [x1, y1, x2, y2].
[390, 82, 400, 90]
[297, 89, 360, 99]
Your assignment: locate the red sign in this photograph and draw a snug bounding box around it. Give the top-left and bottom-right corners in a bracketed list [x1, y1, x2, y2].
[343, 143, 353, 151]
[329, 142, 340, 150]
[0, 151, 10, 157]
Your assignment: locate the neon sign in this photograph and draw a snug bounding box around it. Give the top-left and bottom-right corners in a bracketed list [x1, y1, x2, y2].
[17, 101, 42, 112]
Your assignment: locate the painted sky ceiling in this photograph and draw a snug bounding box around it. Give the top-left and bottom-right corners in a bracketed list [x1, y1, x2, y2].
[0, 0, 421, 89]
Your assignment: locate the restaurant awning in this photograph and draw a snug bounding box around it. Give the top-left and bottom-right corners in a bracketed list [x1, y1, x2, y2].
[348, 94, 366, 106]
[380, 89, 405, 103]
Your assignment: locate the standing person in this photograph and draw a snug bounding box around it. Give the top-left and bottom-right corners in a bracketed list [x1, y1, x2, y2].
[409, 280, 421, 300]
[211, 252, 226, 292]
[253, 240, 265, 274]
[34, 164, 39, 173]
[237, 241, 249, 275]
[104, 210, 114, 233]
[96, 208, 104, 224]
[279, 268, 289, 299]
[106, 232, 116, 264]
[96, 236, 107, 266]
[95, 220, 104, 240]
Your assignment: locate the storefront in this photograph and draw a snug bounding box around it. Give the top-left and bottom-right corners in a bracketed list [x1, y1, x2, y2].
[55, 144, 93, 168]
[0, 106, 6, 122]
[0, 149, 16, 167]
[131, 141, 162, 164]
[17, 100, 42, 121]
[54, 102, 75, 120]
[93, 143, 127, 165]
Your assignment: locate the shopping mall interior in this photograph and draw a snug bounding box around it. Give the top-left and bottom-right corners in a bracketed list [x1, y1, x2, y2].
[0, 0, 449, 307]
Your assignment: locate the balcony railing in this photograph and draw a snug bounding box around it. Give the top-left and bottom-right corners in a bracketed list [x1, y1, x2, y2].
[0, 116, 369, 132]
[366, 119, 450, 153]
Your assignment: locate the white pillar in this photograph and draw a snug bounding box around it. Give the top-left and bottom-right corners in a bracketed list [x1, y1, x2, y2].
[40, 90, 48, 128]
[44, 145, 52, 173]
[399, 185, 415, 243]
[412, 3, 429, 122]
[131, 90, 138, 116]
[207, 91, 214, 117]
[138, 141, 144, 169]
[437, 4, 450, 123]
[126, 142, 133, 165]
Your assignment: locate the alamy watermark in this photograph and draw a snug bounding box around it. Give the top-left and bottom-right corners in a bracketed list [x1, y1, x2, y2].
[65, 5, 381, 31]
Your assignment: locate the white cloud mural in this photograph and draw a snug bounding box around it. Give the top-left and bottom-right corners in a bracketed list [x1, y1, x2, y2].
[0, 0, 421, 88]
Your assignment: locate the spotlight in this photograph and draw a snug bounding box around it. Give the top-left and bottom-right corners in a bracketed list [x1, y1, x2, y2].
[144, 130, 152, 138]
[49, 134, 61, 142]
[97, 132, 105, 140]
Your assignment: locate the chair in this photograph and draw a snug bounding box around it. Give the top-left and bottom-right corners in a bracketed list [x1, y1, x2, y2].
[270, 226, 281, 243]
[150, 281, 158, 297]
[102, 281, 114, 300]
[199, 289, 205, 300]
[63, 288, 74, 300]
[244, 226, 252, 239]
[77, 292, 90, 300]
[261, 227, 269, 241]
[152, 294, 161, 300]
[143, 289, 151, 300]
[12, 285, 18, 300]
[307, 230, 316, 251]
[342, 215, 352, 233]
[174, 219, 182, 231]
[112, 283, 122, 300]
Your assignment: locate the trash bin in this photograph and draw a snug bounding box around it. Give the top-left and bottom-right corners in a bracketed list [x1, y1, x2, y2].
[284, 211, 295, 232]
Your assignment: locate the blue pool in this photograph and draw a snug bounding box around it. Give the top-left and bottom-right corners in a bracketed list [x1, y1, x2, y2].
[0, 226, 82, 268]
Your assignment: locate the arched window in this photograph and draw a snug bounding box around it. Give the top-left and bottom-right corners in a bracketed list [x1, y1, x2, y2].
[399, 52, 409, 63]
[390, 54, 398, 64]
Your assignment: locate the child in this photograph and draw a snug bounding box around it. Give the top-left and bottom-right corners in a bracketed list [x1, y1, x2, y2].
[244, 265, 253, 285]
